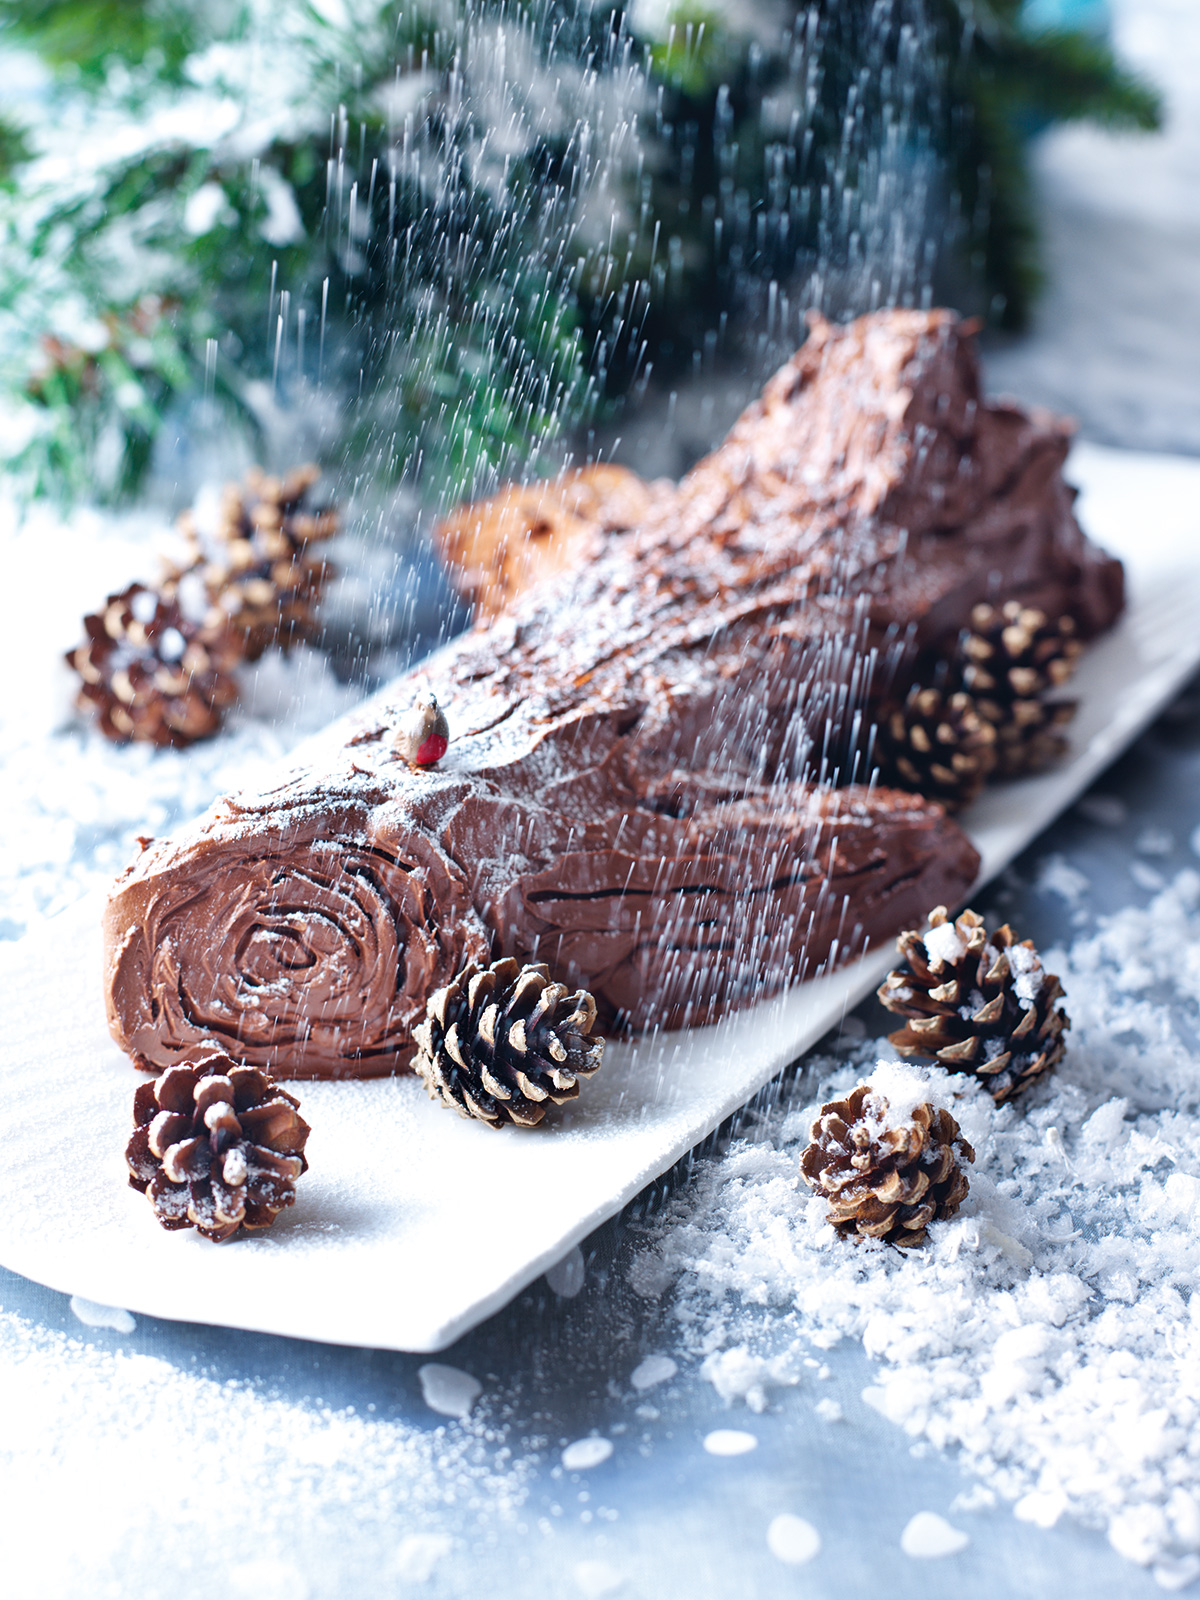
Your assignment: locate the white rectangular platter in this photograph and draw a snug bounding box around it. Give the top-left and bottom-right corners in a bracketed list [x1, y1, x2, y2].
[2, 442, 1199, 1352]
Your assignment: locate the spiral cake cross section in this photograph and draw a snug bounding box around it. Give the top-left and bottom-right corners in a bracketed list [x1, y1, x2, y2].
[107, 792, 491, 1077]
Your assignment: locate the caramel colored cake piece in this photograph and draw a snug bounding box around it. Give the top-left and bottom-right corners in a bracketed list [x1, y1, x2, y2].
[104, 309, 1122, 1081]
[433, 463, 670, 624]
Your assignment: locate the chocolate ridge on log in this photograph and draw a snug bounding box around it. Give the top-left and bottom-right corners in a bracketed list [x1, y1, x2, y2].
[104, 309, 1119, 1079]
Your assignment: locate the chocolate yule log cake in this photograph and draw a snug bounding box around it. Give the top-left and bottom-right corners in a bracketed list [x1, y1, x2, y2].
[104, 309, 1123, 1080]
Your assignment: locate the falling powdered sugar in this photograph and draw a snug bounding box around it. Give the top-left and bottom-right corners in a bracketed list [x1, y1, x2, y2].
[629, 865, 1200, 1582]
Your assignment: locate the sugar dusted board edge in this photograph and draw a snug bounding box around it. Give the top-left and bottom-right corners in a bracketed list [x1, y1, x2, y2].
[0, 442, 1198, 1353]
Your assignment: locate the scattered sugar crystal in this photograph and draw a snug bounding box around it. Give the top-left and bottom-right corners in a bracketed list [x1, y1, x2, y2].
[69, 1296, 135, 1334]
[951, 1484, 996, 1513]
[417, 1364, 482, 1420]
[561, 1437, 614, 1472]
[228, 1559, 310, 1600]
[1036, 854, 1091, 904]
[702, 1429, 757, 1457]
[628, 867, 1200, 1579]
[900, 1513, 969, 1559]
[546, 1245, 587, 1299]
[923, 921, 966, 967]
[393, 1533, 452, 1582]
[630, 1355, 677, 1393]
[1007, 941, 1045, 1008]
[1076, 794, 1128, 827]
[572, 1559, 625, 1596]
[1137, 827, 1174, 857]
[766, 1513, 821, 1565]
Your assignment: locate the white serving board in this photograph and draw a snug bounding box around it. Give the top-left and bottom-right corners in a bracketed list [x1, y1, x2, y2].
[2, 442, 1199, 1353]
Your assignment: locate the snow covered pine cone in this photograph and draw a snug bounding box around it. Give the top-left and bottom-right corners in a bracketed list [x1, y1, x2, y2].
[959, 601, 1082, 776]
[67, 583, 241, 746]
[877, 906, 1069, 1104]
[801, 1075, 974, 1246]
[876, 685, 998, 810]
[173, 463, 338, 660]
[126, 1053, 310, 1241]
[413, 958, 606, 1128]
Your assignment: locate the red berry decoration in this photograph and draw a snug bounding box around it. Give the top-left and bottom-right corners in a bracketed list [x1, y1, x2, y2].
[395, 693, 450, 768]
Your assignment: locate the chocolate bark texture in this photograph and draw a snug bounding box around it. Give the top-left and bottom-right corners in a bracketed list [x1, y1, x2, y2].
[105, 308, 1121, 1080]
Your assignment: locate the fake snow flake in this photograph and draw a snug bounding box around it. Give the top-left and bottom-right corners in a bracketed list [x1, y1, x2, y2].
[900, 1512, 970, 1559]
[572, 1559, 625, 1596]
[69, 1296, 135, 1334]
[561, 1437, 614, 1472]
[700, 1347, 797, 1412]
[393, 1533, 452, 1582]
[629, 867, 1200, 1579]
[630, 1354, 677, 1392]
[702, 1429, 757, 1457]
[417, 1364, 481, 1420]
[766, 1513, 821, 1565]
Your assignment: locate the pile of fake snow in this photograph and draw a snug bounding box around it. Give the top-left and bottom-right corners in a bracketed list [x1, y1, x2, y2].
[630, 866, 1200, 1591]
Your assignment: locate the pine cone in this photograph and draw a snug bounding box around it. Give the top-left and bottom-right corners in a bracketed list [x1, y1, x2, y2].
[958, 602, 1081, 776]
[67, 583, 241, 747]
[876, 686, 997, 810]
[126, 1052, 310, 1241]
[175, 463, 338, 660]
[801, 1080, 973, 1246]
[877, 905, 1069, 1103]
[413, 957, 606, 1128]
